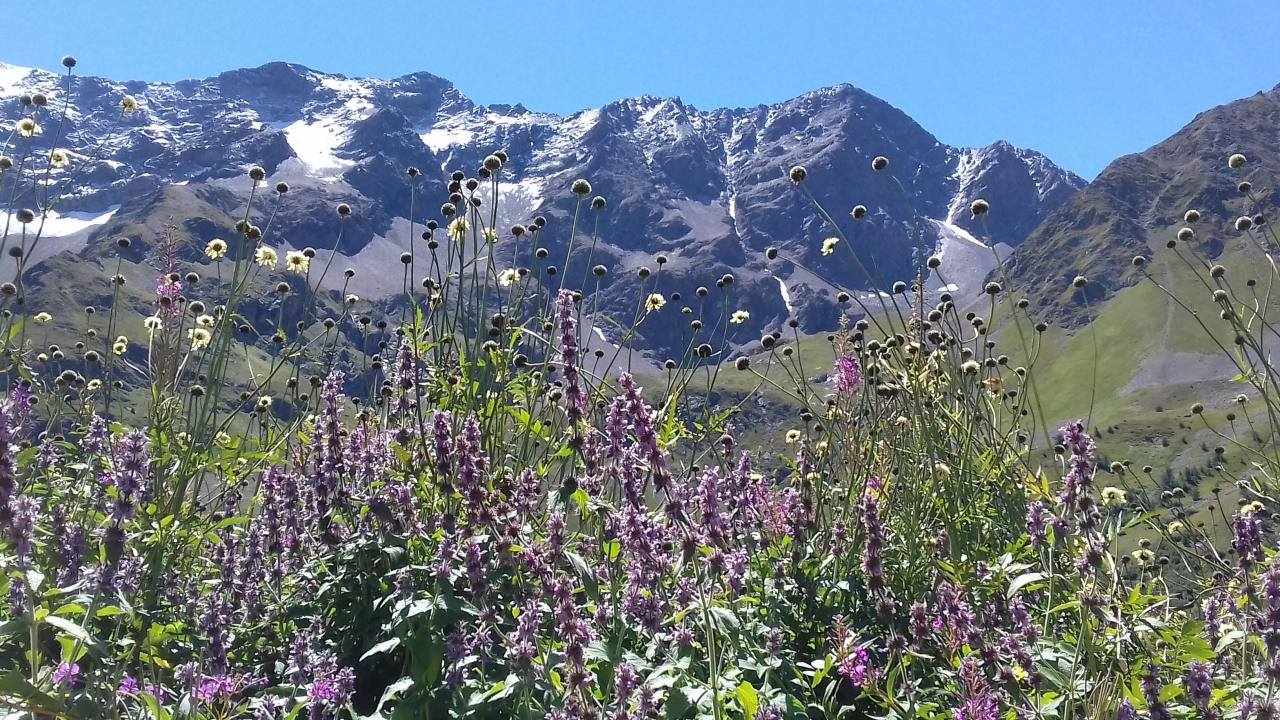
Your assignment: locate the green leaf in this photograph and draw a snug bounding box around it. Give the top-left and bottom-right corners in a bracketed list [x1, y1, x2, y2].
[361, 638, 401, 661]
[1006, 572, 1047, 597]
[43, 615, 105, 656]
[0, 669, 64, 716]
[735, 682, 759, 720]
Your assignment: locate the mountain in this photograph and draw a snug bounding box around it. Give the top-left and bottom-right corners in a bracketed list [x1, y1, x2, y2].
[0, 60, 1082, 360]
[998, 84, 1280, 472]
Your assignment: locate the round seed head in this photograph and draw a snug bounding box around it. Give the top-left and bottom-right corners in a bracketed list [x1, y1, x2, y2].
[1236, 216, 1253, 232]
[1184, 209, 1200, 223]
[591, 196, 606, 209]
[571, 178, 592, 196]
[1132, 255, 1146, 267]
[1176, 227, 1194, 242]
[1239, 181, 1252, 194]
[872, 156, 889, 171]
[735, 357, 750, 371]
[1229, 153, 1247, 169]
[851, 204, 867, 220]
[1072, 275, 1088, 288]
[970, 198, 989, 217]
[61, 55, 77, 68]
[337, 203, 352, 217]
[248, 165, 266, 181]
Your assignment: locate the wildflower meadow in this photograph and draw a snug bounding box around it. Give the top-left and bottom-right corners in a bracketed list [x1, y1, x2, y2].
[2, 56, 1279, 720]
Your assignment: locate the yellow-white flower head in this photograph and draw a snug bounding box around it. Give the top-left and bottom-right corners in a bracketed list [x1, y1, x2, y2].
[1131, 548, 1155, 567]
[645, 293, 666, 312]
[254, 246, 278, 268]
[48, 149, 69, 169]
[215, 431, 233, 447]
[730, 310, 750, 324]
[1100, 486, 1127, 507]
[120, 95, 139, 113]
[188, 327, 212, 350]
[205, 238, 228, 260]
[784, 429, 802, 444]
[144, 316, 163, 332]
[822, 237, 839, 256]
[33, 312, 52, 324]
[196, 314, 215, 328]
[448, 218, 468, 242]
[483, 228, 497, 243]
[498, 268, 519, 287]
[285, 250, 310, 273]
[344, 293, 359, 305]
[16, 118, 40, 138]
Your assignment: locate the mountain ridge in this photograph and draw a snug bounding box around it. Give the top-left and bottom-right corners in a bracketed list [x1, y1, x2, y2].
[1, 59, 1083, 359]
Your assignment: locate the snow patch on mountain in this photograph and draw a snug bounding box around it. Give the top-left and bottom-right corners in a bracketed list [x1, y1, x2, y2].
[926, 219, 1009, 299]
[4, 205, 119, 265]
[0, 63, 35, 94]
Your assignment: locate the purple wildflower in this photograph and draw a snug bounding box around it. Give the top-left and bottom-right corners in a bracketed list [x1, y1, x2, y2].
[834, 355, 862, 393]
[53, 662, 79, 689]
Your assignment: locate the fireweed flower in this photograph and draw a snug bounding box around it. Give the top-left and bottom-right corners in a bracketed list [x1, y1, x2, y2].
[834, 356, 862, 393]
[254, 246, 278, 268]
[205, 238, 228, 260]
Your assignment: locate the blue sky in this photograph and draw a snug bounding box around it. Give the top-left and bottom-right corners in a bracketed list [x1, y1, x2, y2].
[6, 1, 1279, 179]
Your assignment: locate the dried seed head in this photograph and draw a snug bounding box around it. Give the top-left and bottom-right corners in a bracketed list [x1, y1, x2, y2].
[1229, 153, 1247, 170]
[735, 357, 750, 371]
[852, 204, 867, 219]
[970, 198, 989, 217]
[1190, 402, 1204, 414]
[892, 281, 907, 294]
[248, 165, 266, 181]
[1176, 227, 1194, 242]
[1239, 181, 1253, 194]
[984, 281, 1001, 295]
[1210, 264, 1225, 278]
[1072, 276, 1088, 288]
[337, 203, 352, 217]
[571, 178, 592, 196]
[1235, 216, 1253, 232]
[1184, 209, 1201, 223]
[872, 156, 889, 171]
[591, 196, 606, 209]
[788, 165, 807, 183]
[1132, 255, 1146, 267]
[15, 208, 34, 224]
[592, 265, 607, 277]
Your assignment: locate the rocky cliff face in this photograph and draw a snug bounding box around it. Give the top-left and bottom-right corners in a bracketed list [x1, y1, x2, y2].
[0, 60, 1082, 358]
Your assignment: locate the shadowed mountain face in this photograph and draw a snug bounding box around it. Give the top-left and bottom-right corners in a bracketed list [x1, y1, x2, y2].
[0, 60, 1082, 359]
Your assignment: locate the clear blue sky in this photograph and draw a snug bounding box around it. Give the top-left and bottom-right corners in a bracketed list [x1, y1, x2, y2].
[6, 1, 1279, 179]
